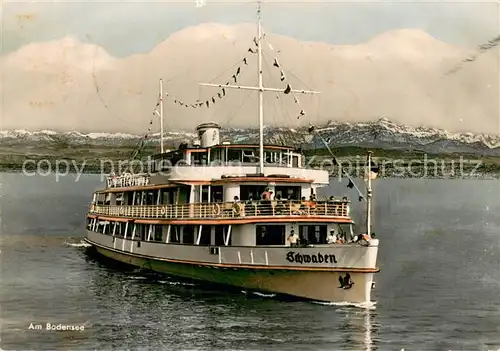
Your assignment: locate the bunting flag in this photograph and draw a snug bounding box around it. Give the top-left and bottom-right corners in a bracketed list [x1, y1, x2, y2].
[284, 84, 291, 94]
[163, 39, 256, 109]
[273, 58, 280, 68]
[364, 160, 380, 181]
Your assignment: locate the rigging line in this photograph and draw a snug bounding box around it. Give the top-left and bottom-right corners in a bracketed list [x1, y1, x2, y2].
[89, 41, 129, 124]
[224, 89, 256, 126]
[263, 35, 315, 110]
[262, 35, 309, 110]
[262, 47, 306, 142]
[207, 49, 254, 84]
[262, 51, 300, 146]
[313, 127, 366, 200]
[167, 45, 255, 103]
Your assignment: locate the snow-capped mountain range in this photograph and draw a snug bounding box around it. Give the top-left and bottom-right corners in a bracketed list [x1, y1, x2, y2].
[1, 118, 499, 156]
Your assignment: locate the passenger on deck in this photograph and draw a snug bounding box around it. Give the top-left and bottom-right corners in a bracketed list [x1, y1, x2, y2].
[353, 233, 370, 246]
[260, 189, 273, 215]
[261, 188, 272, 200]
[327, 230, 337, 244]
[275, 194, 286, 215]
[232, 196, 241, 216]
[287, 230, 300, 247]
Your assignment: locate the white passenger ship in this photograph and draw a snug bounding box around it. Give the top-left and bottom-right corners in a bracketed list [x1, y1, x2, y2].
[85, 5, 380, 303]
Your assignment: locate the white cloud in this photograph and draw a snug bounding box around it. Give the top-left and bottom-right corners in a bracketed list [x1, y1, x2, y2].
[1, 23, 498, 134]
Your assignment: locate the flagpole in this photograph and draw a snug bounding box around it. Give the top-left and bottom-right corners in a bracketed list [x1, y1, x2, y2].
[159, 78, 164, 154]
[366, 151, 373, 237]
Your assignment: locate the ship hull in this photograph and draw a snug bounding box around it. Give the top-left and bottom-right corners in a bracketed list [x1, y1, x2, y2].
[85, 234, 377, 303]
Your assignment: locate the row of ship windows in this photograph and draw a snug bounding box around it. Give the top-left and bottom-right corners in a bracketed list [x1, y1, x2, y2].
[87, 220, 341, 246]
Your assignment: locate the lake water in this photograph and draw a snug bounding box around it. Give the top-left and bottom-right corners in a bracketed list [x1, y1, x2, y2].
[1, 173, 499, 350]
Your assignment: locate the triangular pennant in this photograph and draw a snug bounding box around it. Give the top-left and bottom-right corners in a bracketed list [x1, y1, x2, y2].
[347, 180, 354, 189]
[280, 70, 286, 81]
[232, 74, 237, 83]
[212, 97, 216, 103]
[358, 195, 364, 202]
[248, 48, 256, 54]
[243, 58, 247, 65]
[225, 81, 230, 85]
[296, 109, 305, 119]
[236, 67, 240, 75]
[206, 101, 209, 107]
[284, 84, 291, 94]
[173, 98, 177, 103]
[222, 88, 226, 96]
[150, 120, 153, 125]
[218, 93, 222, 98]
[253, 37, 258, 46]
[308, 125, 315, 133]
[293, 96, 299, 104]
[273, 58, 280, 68]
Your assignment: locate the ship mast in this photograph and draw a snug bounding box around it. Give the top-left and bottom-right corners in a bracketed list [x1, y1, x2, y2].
[159, 78, 165, 154]
[199, 1, 320, 174]
[257, 3, 264, 172]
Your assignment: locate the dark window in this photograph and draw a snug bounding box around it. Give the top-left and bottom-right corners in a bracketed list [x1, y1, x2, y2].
[227, 149, 241, 162]
[214, 225, 231, 246]
[242, 149, 258, 163]
[199, 226, 211, 246]
[183, 225, 195, 244]
[154, 225, 163, 241]
[274, 186, 301, 201]
[256, 225, 285, 245]
[170, 226, 181, 243]
[191, 152, 208, 165]
[299, 225, 327, 245]
[210, 186, 223, 202]
[240, 185, 266, 201]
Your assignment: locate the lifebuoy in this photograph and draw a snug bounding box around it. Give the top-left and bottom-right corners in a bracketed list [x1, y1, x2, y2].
[160, 206, 167, 215]
[212, 203, 220, 216]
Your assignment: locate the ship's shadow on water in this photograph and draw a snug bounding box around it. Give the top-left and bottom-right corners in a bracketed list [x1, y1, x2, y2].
[83, 246, 374, 307]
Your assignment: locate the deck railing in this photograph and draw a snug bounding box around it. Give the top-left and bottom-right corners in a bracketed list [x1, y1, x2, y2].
[89, 200, 350, 220]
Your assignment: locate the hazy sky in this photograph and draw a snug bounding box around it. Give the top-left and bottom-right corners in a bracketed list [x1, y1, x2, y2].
[3, 0, 499, 57]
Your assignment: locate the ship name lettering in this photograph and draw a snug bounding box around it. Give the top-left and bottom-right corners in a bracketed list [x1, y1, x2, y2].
[285, 252, 337, 264]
